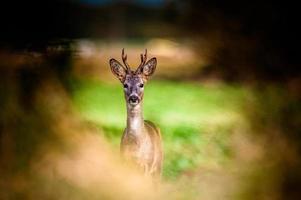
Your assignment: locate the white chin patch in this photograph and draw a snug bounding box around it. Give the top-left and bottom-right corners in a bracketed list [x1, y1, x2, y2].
[129, 101, 139, 106]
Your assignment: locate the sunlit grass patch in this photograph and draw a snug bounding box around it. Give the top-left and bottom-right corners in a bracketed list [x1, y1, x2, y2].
[70, 78, 247, 179]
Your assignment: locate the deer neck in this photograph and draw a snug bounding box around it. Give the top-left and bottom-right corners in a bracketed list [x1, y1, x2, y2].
[126, 102, 145, 138]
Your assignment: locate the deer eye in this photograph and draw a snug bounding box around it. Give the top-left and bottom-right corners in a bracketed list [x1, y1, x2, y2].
[124, 84, 128, 88]
[139, 84, 144, 88]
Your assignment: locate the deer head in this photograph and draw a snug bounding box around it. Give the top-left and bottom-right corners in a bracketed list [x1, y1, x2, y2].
[110, 49, 157, 106]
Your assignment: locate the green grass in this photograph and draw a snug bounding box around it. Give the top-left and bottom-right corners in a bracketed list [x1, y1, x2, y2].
[70, 79, 247, 179]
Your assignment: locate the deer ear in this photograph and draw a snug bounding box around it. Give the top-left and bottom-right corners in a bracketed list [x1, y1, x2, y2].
[110, 59, 127, 82]
[141, 58, 157, 80]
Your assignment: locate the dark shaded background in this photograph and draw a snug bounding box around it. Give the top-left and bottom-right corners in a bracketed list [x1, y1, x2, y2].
[0, 0, 300, 81]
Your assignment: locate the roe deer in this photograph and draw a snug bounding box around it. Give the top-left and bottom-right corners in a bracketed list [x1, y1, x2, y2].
[109, 49, 163, 177]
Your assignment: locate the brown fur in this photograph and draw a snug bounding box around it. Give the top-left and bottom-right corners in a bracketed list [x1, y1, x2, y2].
[110, 49, 163, 177]
[120, 120, 163, 177]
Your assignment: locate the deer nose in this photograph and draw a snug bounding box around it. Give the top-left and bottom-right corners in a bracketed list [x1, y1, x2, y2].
[129, 95, 139, 103]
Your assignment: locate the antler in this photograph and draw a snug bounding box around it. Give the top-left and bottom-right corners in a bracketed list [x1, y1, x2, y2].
[140, 49, 147, 67]
[121, 48, 130, 71]
[136, 49, 147, 73]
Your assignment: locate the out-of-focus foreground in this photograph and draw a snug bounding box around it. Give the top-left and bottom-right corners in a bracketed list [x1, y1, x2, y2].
[1, 1, 300, 200]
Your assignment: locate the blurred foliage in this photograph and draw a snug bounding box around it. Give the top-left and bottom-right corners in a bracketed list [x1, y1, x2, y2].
[69, 76, 301, 199]
[243, 85, 301, 200]
[0, 47, 300, 199]
[70, 78, 247, 179]
[0, 0, 300, 198]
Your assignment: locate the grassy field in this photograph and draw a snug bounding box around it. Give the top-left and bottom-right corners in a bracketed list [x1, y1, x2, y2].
[70, 78, 248, 180]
